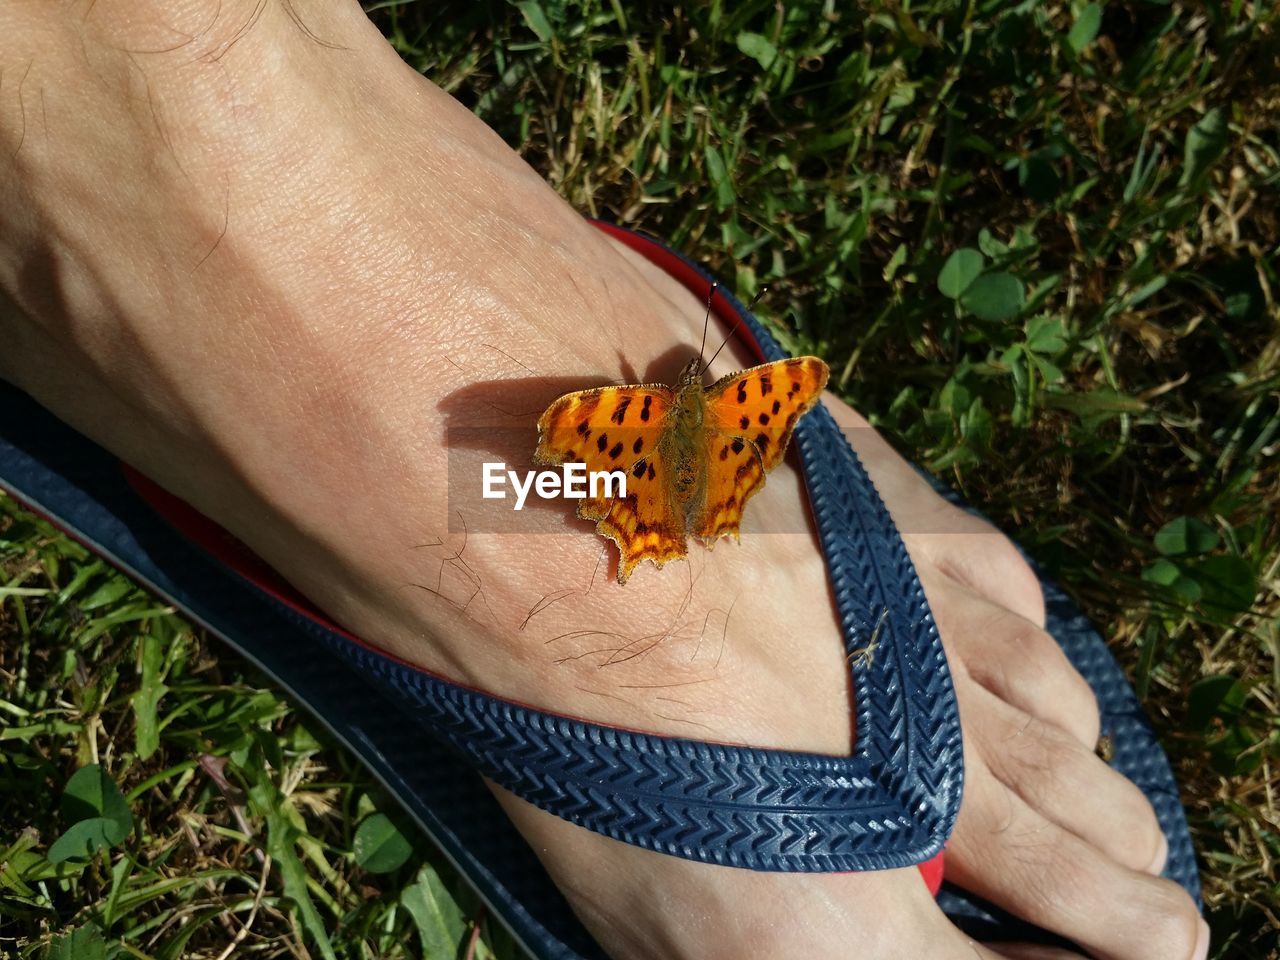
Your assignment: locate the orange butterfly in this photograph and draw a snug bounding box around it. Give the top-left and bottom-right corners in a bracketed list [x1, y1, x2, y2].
[534, 353, 829, 584]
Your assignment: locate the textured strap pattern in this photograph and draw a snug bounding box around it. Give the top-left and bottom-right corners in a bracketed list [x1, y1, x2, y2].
[312, 253, 964, 873]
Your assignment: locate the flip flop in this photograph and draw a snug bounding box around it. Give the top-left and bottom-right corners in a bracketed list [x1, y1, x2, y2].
[0, 220, 1198, 957]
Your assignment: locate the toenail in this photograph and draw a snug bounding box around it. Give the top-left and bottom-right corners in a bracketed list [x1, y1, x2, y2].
[1193, 917, 1210, 960]
[1145, 832, 1169, 875]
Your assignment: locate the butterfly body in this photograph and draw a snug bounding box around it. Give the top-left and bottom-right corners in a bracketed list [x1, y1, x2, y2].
[535, 354, 828, 583]
[666, 359, 711, 516]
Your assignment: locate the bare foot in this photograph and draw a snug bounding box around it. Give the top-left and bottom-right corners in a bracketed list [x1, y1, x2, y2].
[0, 3, 1207, 958]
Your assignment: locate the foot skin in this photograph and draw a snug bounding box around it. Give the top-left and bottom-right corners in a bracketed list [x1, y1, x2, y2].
[0, 3, 1208, 958]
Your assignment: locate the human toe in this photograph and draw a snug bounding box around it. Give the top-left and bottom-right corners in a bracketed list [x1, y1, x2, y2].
[949, 771, 1205, 960]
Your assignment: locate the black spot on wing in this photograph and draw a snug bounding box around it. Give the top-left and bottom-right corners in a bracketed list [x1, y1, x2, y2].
[575, 394, 602, 419]
[640, 395, 653, 421]
[739, 415, 750, 430]
[647, 463, 655, 480]
[772, 399, 781, 415]
[719, 445, 729, 461]
[633, 437, 644, 454]
[736, 382, 747, 403]
[760, 376, 772, 396]
[611, 397, 632, 424]
[731, 437, 744, 454]
[632, 460, 647, 478]
[759, 412, 770, 425]
[609, 442, 623, 459]
[577, 420, 591, 438]
[597, 433, 608, 452]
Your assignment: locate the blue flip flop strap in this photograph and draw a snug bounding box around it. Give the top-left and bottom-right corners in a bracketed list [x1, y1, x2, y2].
[307, 256, 963, 873]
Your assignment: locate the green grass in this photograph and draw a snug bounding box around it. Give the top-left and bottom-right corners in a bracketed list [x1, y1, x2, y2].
[3, 1, 1278, 957]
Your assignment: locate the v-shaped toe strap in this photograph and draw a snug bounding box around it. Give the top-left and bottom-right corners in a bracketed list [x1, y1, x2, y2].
[295, 224, 965, 873]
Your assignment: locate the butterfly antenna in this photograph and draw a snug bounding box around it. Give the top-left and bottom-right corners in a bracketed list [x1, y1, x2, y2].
[697, 282, 718, 374]
[704, 286, 768, 371]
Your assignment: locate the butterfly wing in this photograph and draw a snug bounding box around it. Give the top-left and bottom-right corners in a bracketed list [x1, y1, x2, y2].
[534, 384, 686, 583]
[693, 356, 829, 543]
